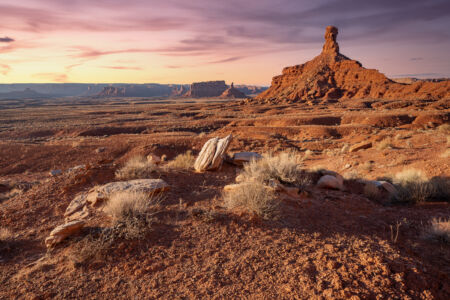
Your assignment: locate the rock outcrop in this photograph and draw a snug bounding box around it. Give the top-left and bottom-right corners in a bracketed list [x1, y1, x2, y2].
[184, 81, 228, 98]
[220, 83, 247, 99]
[253, 26, 450, 102]
[45, 220, 85, 248]
[194, 135, 233, 172]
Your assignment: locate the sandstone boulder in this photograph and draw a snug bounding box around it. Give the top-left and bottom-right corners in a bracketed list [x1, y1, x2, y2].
[231, 152, 262, 166]
[146, 154, 161, 165]
[317, 175, 344, 190]
[87, 179, 169, 207]
[65, 193, 88, 217]
[194, 135, 232, 172]
[349, 141, 372, 153]
[45, 220, 85, 248]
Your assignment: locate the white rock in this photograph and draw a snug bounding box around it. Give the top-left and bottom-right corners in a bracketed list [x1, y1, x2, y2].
[194, 135, 232, 172]
[86, 179, 169, 207]
[317, 175, 344, 190]
[231, 152, 262, 166]
[45, 220, 85, 248]
[49, 169, 62, 177]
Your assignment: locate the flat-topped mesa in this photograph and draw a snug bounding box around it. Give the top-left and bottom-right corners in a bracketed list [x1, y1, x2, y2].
[322, 25, 339, 55]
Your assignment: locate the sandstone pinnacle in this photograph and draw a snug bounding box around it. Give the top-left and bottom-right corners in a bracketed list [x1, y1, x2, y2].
[322, 25, 339, 55]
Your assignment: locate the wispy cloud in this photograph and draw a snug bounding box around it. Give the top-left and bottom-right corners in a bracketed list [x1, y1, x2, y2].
[100, 66, 143, 70]
[0, 36, 14, 43]
[32, 72, 68, 82]
[0, 64, 11, 75]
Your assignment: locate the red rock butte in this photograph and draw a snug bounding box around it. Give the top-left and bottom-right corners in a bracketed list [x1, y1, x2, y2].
[254, 26, 450, 102]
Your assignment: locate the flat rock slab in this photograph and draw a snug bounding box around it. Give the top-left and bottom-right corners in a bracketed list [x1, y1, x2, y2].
[87, 179, 169, 206]
[349, 141, 372, 152]
[231, 152, 262, 166]
[45, 220, 85, 248]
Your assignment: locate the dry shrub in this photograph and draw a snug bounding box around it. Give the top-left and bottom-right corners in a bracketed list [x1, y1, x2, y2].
[377, 138, 393, 150]
[70, 191, 160, 266]
[393, 169, 427, 185]
[104, 191, 151, 221]
[392, 169, 450, 204]
[241, 151, 304, 185]
[440, 149, 450, 159]
[363, 183, 380, 201]
[0, 228, 13, 242]
[340, 143, 350, 153]
[424, 218, 450, 243]
[223, 182, 279, 220]
[437, 123, 450, 133]
[165, 150, 195, 170]
[303, 149, 313, 160]
[115, 155, 156, 180]
[360, 161, 373, 172]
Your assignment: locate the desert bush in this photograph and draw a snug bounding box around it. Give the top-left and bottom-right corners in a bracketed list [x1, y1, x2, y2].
[104, 191, 155, 221]
[165, 150, 195, 170]
[223, 182, 279, 220]
[363, 183, 380, 201]
[303, 149, 313, 160]
[392, 170, 450, 204]
[0, 228, 12, 242]
[241, 151, 304, 185]
[440, 149, 450, 159]
[340, 143, 350, 153]
[423, 218, 450, 243]
[393, 169, 427, 185]
[115, 155, 156, 180]
[437, 123, 450, 133]
[377, 138, 393, 150]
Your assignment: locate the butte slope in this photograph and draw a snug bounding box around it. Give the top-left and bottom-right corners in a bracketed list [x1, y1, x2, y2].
[254, 26, 450, 103]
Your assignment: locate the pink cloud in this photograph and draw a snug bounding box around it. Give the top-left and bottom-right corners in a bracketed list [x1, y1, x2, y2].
[0, 64, 11, 75]
[32, 72, 68, 82]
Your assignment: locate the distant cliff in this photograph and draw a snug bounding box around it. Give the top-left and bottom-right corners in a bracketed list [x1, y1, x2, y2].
[183, 81, 228, 98]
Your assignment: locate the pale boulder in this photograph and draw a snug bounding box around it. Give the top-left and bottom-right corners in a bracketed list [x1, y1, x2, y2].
[86, 179, 169, 207]
[317, 175, 344, 190]
[45, 220, 85, 248]
[194, 135, 232, 172]
[349, 141, 372, 153]
[231, 152, 262, 166]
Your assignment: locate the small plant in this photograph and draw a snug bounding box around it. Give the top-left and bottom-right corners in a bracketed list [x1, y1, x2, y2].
[437, 123, 450, 133]
[340, 143, 349, 153]
[377, 138, 393, 150]
[303, 149, 313, 160]
[165, 150, 195, 170]
[223, 182, 279, 220]
[440, 149, 450, 159]
[115, 155, 156, 180]
[241, 151, 304, 186]
[392, 169, 450, 204]
[363, 183, 379, 201]
[423, 218, 450, 243]
[0, 228, 12, 242]
[360, 161, 373, 172]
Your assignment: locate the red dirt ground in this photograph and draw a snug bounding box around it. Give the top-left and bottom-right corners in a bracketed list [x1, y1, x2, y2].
[0, 97, 449, 299]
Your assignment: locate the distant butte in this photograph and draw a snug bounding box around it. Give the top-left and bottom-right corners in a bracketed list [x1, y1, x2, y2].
[253, 26, 450, 103]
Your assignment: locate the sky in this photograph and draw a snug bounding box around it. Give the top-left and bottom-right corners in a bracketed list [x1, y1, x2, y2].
[1, 0, 449, 85]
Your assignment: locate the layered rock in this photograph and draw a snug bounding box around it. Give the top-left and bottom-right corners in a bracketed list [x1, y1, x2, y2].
[220, 83, 247, 99]
[96, 84, 185, 97]
[254, 26, 450, 102]
[184, 81, 228, 98]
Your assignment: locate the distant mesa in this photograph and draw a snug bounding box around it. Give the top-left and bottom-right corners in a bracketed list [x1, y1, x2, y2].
[96, 84, 185, 97]
[183, 80, 228, 98]
[220, 82, 246, 99]
[0, 88, 49, 100]
[253, 26, 450, 102]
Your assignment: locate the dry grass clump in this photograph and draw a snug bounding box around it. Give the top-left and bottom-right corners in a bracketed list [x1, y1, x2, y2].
[340, 143, 350, 153]
[70, 191, 159, 266]
[165, 150, 195, 170]
[363, 183, 380, 201]
[423, 218, 450, 243]
[440, 149, 450, 158]
[240, 151, 304, 185]
[0, 228, 13, 242]
[223, 182, 279, 220]
[437, 123, 450, 133]
[303, 149, 313, 160]
[377, 138, 394, 150]
[115, 155, 156, 180]
[392, 169, 450, 204]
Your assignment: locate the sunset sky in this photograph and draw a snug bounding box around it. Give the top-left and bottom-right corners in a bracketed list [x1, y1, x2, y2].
[1, 0, 449, 85]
